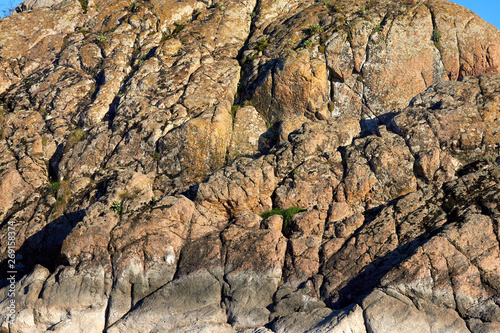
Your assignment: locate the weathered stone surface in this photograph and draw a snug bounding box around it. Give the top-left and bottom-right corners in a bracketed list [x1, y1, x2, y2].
[15, 0, 63, 12]
[228, 105, 267, 160]
[272, 304, 366, 333]
[196, 155, 278, 217]
[34, 263, 111, 332]
[0, 265, 50, 332]
[362, 290, 431, 333]
[0, 1, 82, 88]
[341, 125, 417, 211]
[106, 270, 230, 333]
[250, 50, 330, 124]
[222, 226, 287, 329]
[242, 0, 500, 125]
[0, 0, 500, 332]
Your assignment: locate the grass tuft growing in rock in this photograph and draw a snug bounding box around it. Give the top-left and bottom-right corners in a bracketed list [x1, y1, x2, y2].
[65, 128, 86, 152]
[432, 29, 442, 49]
[51, 180, 72, 219]
[260, 206, 306, 234]
[49, 181, 61, 194]
[309, 24, 323, 35]
[173, 22, 185, 35]
[231, 105, 239, 119]
[111, 201, 123, 215]
[372, 24, 382, 32]
[253, 37, 269, 52]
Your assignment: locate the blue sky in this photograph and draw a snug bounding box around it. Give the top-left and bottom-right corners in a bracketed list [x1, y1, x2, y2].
[0, 0, 499, 28]
[0, 0, 20, 17]
[451, 1, 500, 30]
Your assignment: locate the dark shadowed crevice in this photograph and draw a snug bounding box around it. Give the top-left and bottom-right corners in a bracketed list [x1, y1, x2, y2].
[0, 209, 86, 285]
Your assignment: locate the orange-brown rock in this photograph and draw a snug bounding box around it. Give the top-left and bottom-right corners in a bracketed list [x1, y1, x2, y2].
[0, 0, 500, 332]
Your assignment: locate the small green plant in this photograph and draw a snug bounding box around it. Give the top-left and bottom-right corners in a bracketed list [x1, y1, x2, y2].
[49, 181, 61, 194]
[152, 151, 160, 160]
[78, 0, 88, 13]
[231, 105, 239, 119]
[63, 128, 85, 153]
[303, 39, 313, 48]
[173, 22, 185, 34]
[67, 128, 85, 151]
[432, 29, 441, 42]
[111, 201, 123, 215]
[432, 29, 442, 49]
[42, 137, 48, 146]
[253, 37, 269, 52]
[260, 208, 285, 220]
[309, 24, 323, 35]
[51, 180, 72, 219]
[372, 24, 382, 32]
[260, 206, 306, 234]
[250, 11, 256, 18]
[246, 52, 258, 62]
[97, 34, 107, 42]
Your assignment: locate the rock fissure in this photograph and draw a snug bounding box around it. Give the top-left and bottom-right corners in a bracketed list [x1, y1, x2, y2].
[1, 1, 500, 332]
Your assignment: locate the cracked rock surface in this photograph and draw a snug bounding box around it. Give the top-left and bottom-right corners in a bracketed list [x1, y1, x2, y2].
[0, 0, 499, 332]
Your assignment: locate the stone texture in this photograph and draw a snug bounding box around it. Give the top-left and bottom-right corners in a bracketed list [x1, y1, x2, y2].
[362, 290, 431, 333]
[0, 1, 500, 332]
[228, 105, 267, 160]
[272, 304, 366, 333]
[106, 270, 231, 333]
[15, 0, 63, 13]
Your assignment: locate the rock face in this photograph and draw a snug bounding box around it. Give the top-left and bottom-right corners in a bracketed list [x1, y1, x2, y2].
[0, 0, 499, 332]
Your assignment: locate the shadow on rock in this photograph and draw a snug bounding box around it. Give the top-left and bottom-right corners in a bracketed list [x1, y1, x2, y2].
[326, 225, 444, 310]
[0, 209, 85, 287]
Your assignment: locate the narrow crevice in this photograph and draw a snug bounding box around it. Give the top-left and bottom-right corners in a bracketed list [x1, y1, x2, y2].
[218, 228, 231, 323]
[426, 3, 446, 67]
[236, 0, 262, 64]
